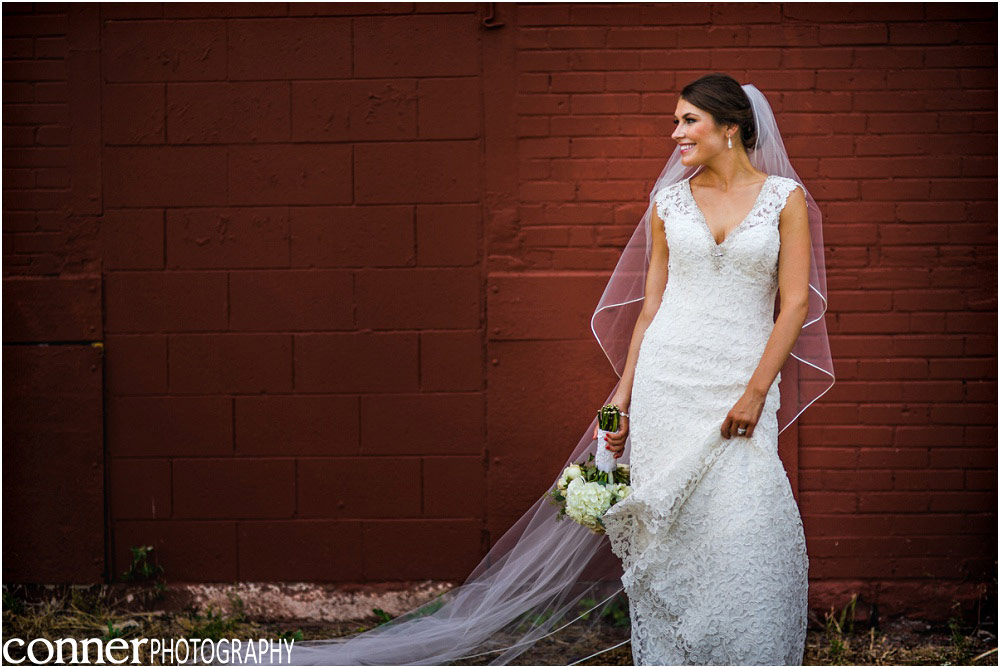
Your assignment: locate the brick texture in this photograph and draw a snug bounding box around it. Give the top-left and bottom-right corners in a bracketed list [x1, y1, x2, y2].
[2, 2, 995, 620]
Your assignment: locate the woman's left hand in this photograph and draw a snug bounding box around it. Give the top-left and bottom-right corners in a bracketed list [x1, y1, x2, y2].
[721, 388, 765, 439]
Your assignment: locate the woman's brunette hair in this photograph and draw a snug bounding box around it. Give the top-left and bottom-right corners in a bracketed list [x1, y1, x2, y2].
[680, 73, 758, 150]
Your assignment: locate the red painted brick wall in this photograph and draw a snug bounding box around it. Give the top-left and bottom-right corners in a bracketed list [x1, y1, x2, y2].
[3, 2, 996, 620]
[3, 2, 105, 583]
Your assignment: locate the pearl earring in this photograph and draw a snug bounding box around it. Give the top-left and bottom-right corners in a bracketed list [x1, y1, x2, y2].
[727, 134, 733, 149]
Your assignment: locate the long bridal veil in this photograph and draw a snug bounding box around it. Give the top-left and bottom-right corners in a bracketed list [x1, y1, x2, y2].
[212, 80, 834, 666]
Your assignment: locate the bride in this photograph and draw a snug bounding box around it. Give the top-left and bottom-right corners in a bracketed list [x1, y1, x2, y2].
[597, 72, 821, 665]
[220, 73, 834, 667]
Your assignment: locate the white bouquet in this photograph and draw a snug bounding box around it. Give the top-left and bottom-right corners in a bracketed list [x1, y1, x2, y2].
[547, 455, 632, 535]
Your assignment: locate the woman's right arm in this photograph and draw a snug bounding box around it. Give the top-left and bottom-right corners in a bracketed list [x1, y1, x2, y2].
[612, 199, 670, 408]
[600, 199, 670, 455]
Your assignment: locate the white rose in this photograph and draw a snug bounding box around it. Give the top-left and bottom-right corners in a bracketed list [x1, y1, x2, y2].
[558, 464, 582, 490]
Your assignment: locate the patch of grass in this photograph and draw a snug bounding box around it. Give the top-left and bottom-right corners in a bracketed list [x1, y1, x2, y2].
[277, 628, 304, 644]
[3, 588, 26, 616]
[820, 593, 858, 664]
[103, 618, 126, 641]
[179, 593, 248, 642]
[803, 590, 997, 666]
[405, 594, 446, 620]
[371, 607, 393, 624]
[119, 544, 168, 607]
[121, 545, 162, 581]
[576, 594, 630, 628]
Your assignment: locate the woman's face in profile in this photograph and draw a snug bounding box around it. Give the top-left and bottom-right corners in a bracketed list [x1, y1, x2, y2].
[671, 98, 724, 164]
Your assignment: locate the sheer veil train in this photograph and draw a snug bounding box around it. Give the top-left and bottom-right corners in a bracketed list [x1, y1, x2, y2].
[212, 81, 834, 666]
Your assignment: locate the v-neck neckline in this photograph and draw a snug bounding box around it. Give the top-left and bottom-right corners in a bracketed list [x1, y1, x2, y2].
[686, 174, 772, 247]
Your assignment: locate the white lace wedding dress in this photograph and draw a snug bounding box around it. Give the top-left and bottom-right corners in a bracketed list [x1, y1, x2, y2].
[601, 174, 810, 666]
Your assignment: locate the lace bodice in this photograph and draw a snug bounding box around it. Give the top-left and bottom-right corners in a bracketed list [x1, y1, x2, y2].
[642, 174, 806, 402]
[655, 173, 804, 290]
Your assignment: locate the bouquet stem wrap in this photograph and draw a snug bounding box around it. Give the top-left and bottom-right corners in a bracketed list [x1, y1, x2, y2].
[594, 404, 625, 477]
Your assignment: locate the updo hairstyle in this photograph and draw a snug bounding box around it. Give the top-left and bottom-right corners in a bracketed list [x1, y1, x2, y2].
[680, 73, 758, 151]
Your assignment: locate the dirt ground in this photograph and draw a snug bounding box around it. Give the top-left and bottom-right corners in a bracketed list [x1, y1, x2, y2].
[261, 614, 998, 666]
[3, 583, 997, 666]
